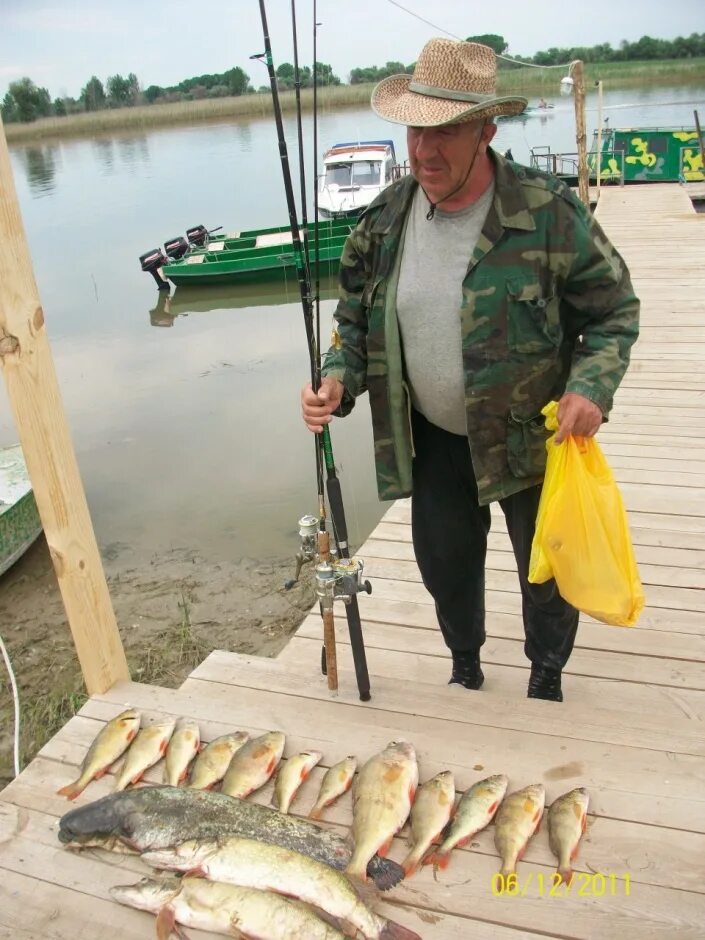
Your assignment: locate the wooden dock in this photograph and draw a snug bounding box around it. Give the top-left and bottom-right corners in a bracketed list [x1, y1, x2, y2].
[1, 183, 704, 939]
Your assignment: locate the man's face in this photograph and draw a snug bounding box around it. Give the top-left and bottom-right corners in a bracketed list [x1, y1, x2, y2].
[407, 120, 496, 203]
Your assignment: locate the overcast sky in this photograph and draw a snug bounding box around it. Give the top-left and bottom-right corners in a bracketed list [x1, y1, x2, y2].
[1, 0, 703, 100]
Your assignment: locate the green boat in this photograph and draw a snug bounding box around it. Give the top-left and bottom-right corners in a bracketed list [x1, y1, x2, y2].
[530, 125, 705, 186]
[0, 445, 43, 577]
[141, 217, 356, 289]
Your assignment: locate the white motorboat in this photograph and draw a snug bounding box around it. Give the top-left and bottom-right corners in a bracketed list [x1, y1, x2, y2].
[317, 139, 400, 219]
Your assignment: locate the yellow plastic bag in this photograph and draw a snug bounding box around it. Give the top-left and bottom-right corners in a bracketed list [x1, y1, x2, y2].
[528, 401, 645, 627]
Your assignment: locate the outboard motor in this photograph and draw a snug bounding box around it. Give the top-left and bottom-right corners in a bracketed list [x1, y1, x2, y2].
[164, 235, 190, 260]
[139, 247, 170, 291]
[186, 224, 209, 248]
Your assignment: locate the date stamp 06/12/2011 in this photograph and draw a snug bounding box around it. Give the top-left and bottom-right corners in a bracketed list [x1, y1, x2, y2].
[491, 872, 631, 898]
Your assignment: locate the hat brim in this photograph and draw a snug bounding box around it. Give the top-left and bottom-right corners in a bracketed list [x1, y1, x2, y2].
[371, 74, 527, 127]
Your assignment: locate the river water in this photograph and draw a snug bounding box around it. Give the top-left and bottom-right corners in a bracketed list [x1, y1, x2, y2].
[3, 84, 704, 573]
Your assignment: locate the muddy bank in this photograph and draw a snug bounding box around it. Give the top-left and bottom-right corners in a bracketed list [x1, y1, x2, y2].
[0, 536, 316, 787]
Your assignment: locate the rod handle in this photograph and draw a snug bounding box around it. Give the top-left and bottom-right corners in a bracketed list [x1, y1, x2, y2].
[322, 608, 338, 693]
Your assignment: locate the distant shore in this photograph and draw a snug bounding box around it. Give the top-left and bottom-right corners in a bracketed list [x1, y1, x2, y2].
[4, 57, 705, 145]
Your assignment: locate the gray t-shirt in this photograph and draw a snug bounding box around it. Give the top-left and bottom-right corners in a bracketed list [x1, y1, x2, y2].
[396, 181, 495, 435]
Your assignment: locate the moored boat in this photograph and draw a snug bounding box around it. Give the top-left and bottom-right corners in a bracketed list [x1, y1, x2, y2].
[140, 217, 355, 290]
[317, 139, 399, 219]
[0, 445, 42, 577]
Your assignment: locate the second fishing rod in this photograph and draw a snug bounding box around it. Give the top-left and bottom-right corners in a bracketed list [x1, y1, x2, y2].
[255, 0, 371, 702]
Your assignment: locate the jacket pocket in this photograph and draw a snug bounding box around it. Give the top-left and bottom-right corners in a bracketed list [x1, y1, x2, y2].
[506, 277, 561, 354]
[507, 410, 549, 478]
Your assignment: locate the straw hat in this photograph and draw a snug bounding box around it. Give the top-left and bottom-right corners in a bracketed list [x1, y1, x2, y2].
[371, 38, 527, 127]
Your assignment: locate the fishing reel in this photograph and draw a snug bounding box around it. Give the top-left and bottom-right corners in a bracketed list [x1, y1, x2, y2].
[314, 556, 372, 610]
[284, 514, 371, 605]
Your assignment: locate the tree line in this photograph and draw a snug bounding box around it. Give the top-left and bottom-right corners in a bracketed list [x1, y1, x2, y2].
[3, 31, 704, 124]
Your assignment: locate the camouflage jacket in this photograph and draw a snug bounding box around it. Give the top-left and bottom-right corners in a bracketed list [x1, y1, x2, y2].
[321, 149, 639, 505]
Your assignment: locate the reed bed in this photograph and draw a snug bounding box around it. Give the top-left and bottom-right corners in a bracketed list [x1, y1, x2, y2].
[4, 58, 704, 144]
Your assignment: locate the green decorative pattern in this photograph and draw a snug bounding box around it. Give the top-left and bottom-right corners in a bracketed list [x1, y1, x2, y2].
[589, 127, 705, 183]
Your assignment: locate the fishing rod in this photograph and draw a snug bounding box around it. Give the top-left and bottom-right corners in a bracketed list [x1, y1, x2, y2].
[255, 0, 372, 702]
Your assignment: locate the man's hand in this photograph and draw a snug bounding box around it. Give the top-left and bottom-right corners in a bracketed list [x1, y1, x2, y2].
[555, 392, 603, 444]
[301, 377, 344, 433]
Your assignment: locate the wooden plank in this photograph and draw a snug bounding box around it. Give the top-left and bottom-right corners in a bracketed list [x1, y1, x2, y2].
[311, 591, 705, 661]
[358, 575, 705, 635]
[0, 120, 128, 694]
[295, 614, 705, 691]
[363, 558, 705, 613]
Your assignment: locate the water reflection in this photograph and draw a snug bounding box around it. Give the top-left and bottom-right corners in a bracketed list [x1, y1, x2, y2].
[22, 145, 58, 196]
[116, 135, 151, 167]
[147, 274, 339, 326]
[235, 122, 253, 152]
[92, 137, 116, 173]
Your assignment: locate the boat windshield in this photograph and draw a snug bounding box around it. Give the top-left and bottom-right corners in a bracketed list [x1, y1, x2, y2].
[324, 160, 382, 188]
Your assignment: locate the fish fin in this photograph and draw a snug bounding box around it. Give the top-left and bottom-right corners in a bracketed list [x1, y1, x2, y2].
[127, 729, 137, 743]
[429, 852, 451, 871]
[56, 780, 84, 800]
[487, 800, 498, 815]
[369, 857, 405, 892]
[94, 769, 107, 781]
[178, 769, 188, 783]
[159, 739, 169, 755]
[408, 784, 416, 803]
[378, 838, 393, 858]
[155, 906, 182, 940]
[300, 767, 309, 780]
[558, 866, 573, 886]
[570, 844, 580, 861]
[581, 813, 587, 833]
[309, 805, 323, 820]
[379, 918, 423, 940]
[266, 757, 276, 774]
[130, 772, 145, 786]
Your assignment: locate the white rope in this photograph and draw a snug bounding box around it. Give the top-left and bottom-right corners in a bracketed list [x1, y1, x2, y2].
[0, 630, 21, 778]
[384, 0, 578, 72]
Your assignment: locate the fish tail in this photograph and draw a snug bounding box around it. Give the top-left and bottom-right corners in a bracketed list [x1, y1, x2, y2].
[56, 778, 85, 800]
[401, 849, 421, 878]
[309, 804, 323, 820]
[369, 857, 406, 891]
[379, 918, 423, 940]
[557, 866, 573, 886]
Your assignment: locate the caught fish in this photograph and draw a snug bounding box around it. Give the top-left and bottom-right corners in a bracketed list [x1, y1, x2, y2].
[113, 717, 175, 791]
[164, 718, 200, 786]
[548, 787, 590, 885]
[221, 731, 285, 799]
[56, 707, 141, 801]
[188, 731, 249, 790]
[143, 837, 421, 940]
[346, 740, 418, 881]
[494, 783, 545, 877]
[273, 750, 322, 814]
[111, 875, 345, 940]
[58, 785, 404, 890]
[310, 755, 357, 820]
[425, 773, 508, 870]
[401, 770, 455, 877]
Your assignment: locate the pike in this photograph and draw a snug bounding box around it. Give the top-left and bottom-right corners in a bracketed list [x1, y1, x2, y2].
[111, 875, 346, 940]
[347, 741, 418, 881]
[548, 786, 590, 885]
[142, 837, 421, 940]
[401, 770, 455, 877]
[494, 783, 545, 877]
[310, 755, 357, 820]
[113, 717, 176, 791]
[273, 750, 323, 814]
[164, 718, 200, 786]
[221, 731, 285, 799]
[56, 707, 141, 801]
[424, 773, 508, 870]
[58, 785, 404, 890]
[187, 731, 249, 790]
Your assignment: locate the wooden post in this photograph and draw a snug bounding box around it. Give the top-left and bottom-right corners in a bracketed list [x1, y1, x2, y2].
[0, 117, 129, 694]
[694, 110, 705, 175]
[571, 60, 590, 207]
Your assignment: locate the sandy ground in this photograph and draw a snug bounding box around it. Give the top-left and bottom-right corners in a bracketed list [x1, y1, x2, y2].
[0, 536, 316, 787]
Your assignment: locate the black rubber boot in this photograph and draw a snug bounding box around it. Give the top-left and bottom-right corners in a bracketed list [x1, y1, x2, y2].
[527, 665, 563, 702]
[449, 651, 484, 690]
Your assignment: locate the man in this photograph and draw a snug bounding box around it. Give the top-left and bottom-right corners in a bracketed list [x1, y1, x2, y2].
[301, 39, 639, 702]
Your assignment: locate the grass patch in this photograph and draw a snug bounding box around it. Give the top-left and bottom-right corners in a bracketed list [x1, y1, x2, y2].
[129, 586, 210, 687]
[5, 58, 704, 144]
[19, 682, 88, 770]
